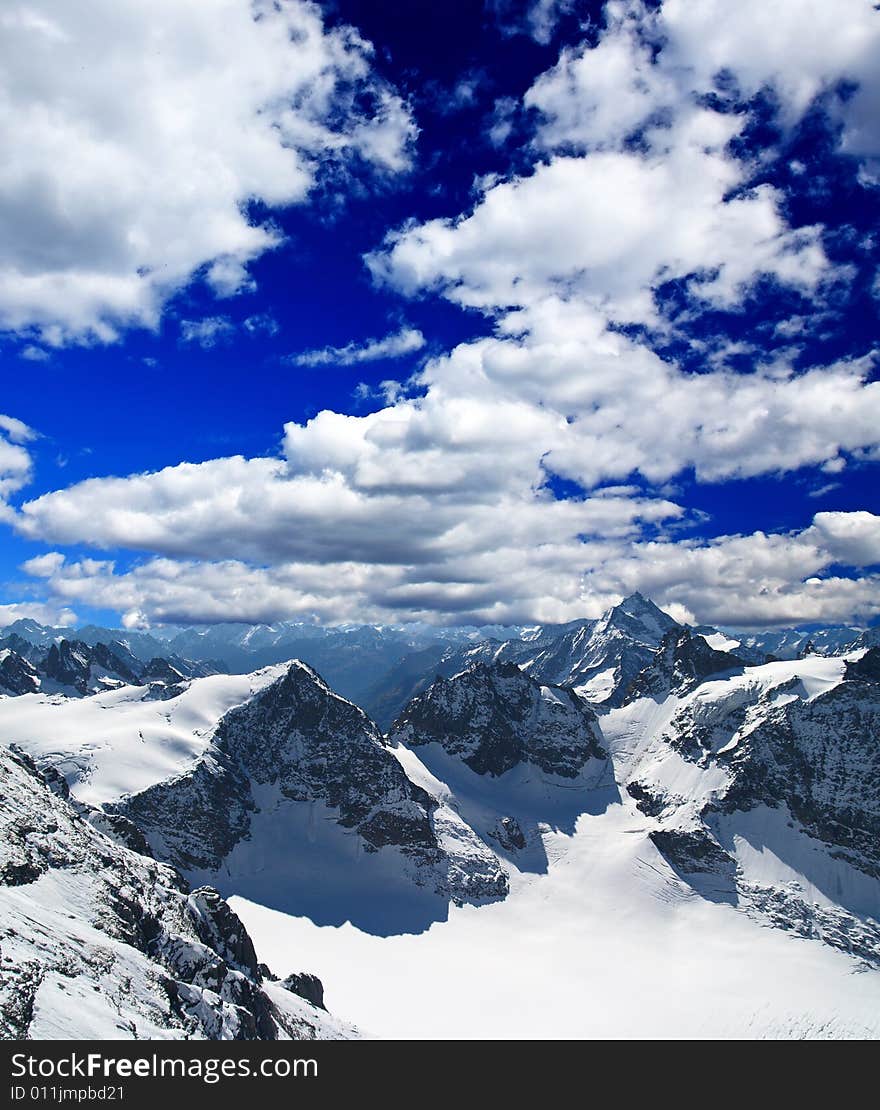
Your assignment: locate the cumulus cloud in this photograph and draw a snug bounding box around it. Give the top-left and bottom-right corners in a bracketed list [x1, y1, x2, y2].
[808, 511, 880, 568]
[660, 0, 880, 161]
[0, 0, 415, 345]
[8, 376, 880, 627]
[371, 107, 829, 324]
[290, 327, 426, 367]
[3, 1, 879, 630]
[12, 442, 682, 565]
[19, 511, 880, 630]
[20, 551, 66, 577]
[374, 0, 880, 325]
[0, 414, 37, 518]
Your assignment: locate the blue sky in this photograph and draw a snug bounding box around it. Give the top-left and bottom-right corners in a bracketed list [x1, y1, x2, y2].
[0, 0, 879, 631]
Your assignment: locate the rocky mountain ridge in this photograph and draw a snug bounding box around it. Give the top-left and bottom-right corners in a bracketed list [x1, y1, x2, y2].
[613, 649, 880, 965]
[113, 661, 509, 923]
[0, 635, 214, 699]
[389, 660, 608, 780]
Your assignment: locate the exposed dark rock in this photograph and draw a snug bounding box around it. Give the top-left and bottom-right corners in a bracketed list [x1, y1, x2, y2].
[282, 972, 325, 1010]
[142, 657, 188, 685]
[491, 816, 527, 851]
[844, 647, 880, 683]
[625, 626, 744, 703]
[626, 781, 666, 818]
[43, 639, 140, 695]
[389, 660, 608, 779]
[0, 649, 40, 696]
[186, 887, 260, 979]
[712, 677, 880, 878]
[649, 828, 736, 879]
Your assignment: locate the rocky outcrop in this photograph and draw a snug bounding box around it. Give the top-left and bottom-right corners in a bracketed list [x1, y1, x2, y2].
[42, 638, 141, 695]
[389, 660, 608, 780]
[0, 649, 40, 696]
[0, 745, 352, 1039]
[844, 646, 880, 683]
[624, 626, 744, 702]
[0, 636, 207, 700]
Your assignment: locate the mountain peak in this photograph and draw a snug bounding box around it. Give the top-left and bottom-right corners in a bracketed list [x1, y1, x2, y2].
[598, 592, 678, 643]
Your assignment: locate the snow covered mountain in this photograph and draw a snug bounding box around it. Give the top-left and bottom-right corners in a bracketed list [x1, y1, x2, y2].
[623, 626, 746, 702]
[730, 626, 864, 662]
[232, 640, 880, 1040]
[112, 661, 507, 932]
[389, 660, 607, 780]
[0, 648, 40, 695]
[362, 592, 679, 725]
[0, 745, 354, 1040]
[2, 592, 879, 1039]
[606, 648, 880, 966]
[0, 635, 215, 699]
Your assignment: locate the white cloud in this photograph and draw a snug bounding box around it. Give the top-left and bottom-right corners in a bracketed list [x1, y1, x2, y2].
[580, 522, 880, 628]
[808, 511, 880, 567]
[526, 0, 576, 45]
[19, 345, 50, 362]
[204, 257, 258, 300]
[661, 0, 880, 160]
[20, 551, 66, 577]
[414, 307, 880, 485]
[18, 510, 880, 630]
[0, 0, 415, 345]
[375, 0, 880, 325]
[12, 439, 682, 565]
[3, 2, 880, 631]
[0, 600, 77, 630]
[528, 0, 880, 158]
[371, 109, 829, 324]
[179, 316, 235, 349]
[0, 415, 36, 444]
[0, 413, 37, 517]
[525, 3, 675, 150]
[290, 327, 426, 367]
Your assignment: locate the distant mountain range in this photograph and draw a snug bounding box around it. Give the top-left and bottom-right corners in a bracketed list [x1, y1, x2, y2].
[1, 597, 871, 723]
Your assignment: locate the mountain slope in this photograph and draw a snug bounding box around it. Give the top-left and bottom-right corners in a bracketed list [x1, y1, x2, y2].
[233, 752, 880, 1039]
[605, 650, 880, 965]
[0, 745, 354, 1040]
[114, 662, 507, 933]
[0, 664, 293, 806]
